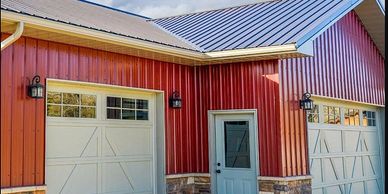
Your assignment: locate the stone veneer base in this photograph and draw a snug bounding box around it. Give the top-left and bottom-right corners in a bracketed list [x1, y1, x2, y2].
[166, 174, 211, 194]
[166, 174, 312, 194]
[258, 175, 312, 194]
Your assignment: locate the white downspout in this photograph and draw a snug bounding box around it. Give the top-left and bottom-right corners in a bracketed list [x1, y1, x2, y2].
[1, 21, 24, 51]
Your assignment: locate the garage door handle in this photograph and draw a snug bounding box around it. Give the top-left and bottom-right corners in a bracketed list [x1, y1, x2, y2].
[216, 170, 221, 173]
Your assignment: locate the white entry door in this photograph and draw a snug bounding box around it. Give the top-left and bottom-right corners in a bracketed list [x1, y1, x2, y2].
[45, 82, 156, 194]
[215, 114, 258, 194]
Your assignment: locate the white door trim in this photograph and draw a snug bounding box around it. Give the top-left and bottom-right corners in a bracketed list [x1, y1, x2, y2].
[45, 79, 166, 194]
[208, 109, 259, 194]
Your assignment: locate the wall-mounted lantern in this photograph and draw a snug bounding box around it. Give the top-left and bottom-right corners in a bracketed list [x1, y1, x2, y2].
[169, 91, 182, 108]
[28, 75, 44, 99]
[299, 92, 313, 111]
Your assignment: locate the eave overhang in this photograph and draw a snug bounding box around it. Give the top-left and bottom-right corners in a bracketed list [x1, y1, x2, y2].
[1, 10, 310, 65]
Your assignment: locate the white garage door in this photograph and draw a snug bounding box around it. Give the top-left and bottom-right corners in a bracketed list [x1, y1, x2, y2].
[45, 82, 156, 194]
[308, 100, 384, 194]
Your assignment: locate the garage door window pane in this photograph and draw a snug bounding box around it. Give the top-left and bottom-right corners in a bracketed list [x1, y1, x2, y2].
[81, 107, 96, 118]
[136, 110, 149, 120]
[63, 106, 80, 117]
[47, 92, 61, 104]
[81, 95, 96, 106]
[107, 97, 121, 108]
[323, 106, 340, 124]
[122, 109, 135, 120]
[344, 108, 360, 126]
[137, 99, 148, 109]
[122, 98, 135, 109]
[47, 105, 61, 117]
[63, 93, 80, 105]
[107, 108, 121, 119]
[307, 105, 319, 123]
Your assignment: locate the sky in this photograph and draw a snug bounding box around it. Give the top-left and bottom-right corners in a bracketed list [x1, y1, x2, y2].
[90, 0, 263, 18]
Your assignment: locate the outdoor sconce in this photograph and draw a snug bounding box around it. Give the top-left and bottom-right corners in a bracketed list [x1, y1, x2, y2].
[169, 91, 182, 108]
[300, 92, 313, 111]
[28, 75, 44, 99]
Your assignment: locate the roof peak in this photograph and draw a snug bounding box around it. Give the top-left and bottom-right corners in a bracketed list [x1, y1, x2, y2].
[78, 0, 151, 19]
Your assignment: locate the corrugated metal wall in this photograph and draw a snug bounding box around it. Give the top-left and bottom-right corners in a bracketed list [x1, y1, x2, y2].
[0, 34, 281, 188]
[279, 11, 385, 177]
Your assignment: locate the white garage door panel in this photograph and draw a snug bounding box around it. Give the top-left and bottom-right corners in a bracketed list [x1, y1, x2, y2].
[46, 84, 156, 194]
[308, 103, 383, 194]
[102, 161, 153, 193]
[104, 126, 152, 156]
[46, 125, 99, 158]
[46, 163, 98, 194]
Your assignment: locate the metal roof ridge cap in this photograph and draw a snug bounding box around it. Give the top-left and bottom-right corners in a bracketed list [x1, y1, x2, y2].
[78, 0, 151, 19]
[1, 10, 206, 60]
[148, 0, 280, 22]
[204, 44, 298, 58]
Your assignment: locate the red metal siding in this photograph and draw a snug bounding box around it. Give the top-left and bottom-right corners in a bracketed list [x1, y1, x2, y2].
[197, 62, 282, 176]
[279, 11, 385, 177]
[1, 34, 282, 188]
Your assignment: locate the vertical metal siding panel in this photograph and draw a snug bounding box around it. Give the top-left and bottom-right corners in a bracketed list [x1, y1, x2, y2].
[278, 60, 286, 176]
[294, 59, 301, 175]
[69, 46, 79, 81]
[348, 15, 356, 101]
[11, 37, 25, 186]
[1, 34, 13, 187]
[47, 42, 59, 79]
[359, 25, 368, 102]
[58, 44, 69, 80]
[89, 50, 98, 83]
[35, 40, 48, 185]
[335, 23, 344, 100]
[23, 38, 37, 186]
[330, 27, 338, 99]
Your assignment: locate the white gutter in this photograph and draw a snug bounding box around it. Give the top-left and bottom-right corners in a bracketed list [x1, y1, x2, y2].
[205, 44, 299, 59]
[1, 21, 24, 51]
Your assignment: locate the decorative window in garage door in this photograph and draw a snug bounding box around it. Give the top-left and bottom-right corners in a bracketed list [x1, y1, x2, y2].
[47, 91, 96, 118]
[106, 96, 149, 120]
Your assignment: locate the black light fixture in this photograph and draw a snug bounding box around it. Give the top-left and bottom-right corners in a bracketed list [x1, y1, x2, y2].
[300, 92, 313, 110]
[169, 91, 182, 108]
[28, 75, 44, 99]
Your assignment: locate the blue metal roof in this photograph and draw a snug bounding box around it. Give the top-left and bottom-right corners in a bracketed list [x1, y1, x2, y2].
[151, 0, 362, 52]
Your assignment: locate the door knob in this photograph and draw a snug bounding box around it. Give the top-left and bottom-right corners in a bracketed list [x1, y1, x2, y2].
[216, 170, 221, 173]
[217, 163, 221, 166]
